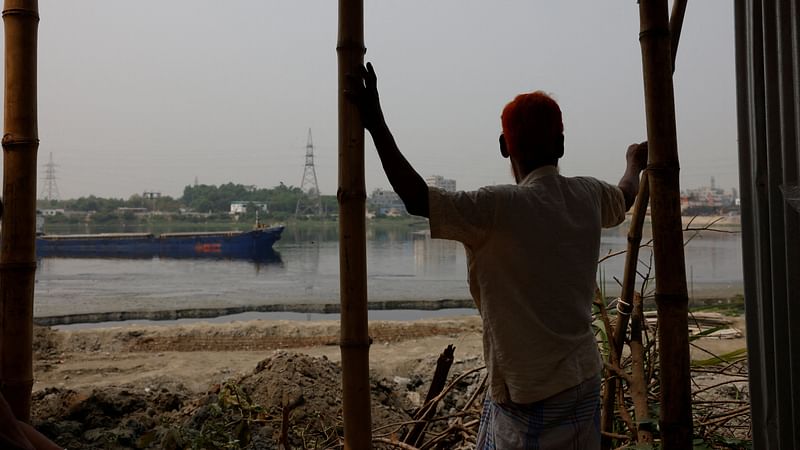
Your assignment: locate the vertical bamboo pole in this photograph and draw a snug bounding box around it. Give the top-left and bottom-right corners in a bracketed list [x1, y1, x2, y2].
[600, 3, 687, 446]
[337, 1, 371, 448]
[600, 174, 649, 448]
[0, 0, 39, 421]
[637, 1, 692, 448]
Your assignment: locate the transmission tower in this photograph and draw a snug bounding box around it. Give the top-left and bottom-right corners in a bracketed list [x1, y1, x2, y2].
[295, 129, 322, 217]
[39, 152, 61, 202]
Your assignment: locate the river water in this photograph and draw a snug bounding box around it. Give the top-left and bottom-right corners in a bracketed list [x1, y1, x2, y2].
[34, 225, 743, 320]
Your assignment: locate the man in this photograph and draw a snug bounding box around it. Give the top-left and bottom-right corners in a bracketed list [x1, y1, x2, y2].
[348, 63, 647, 449]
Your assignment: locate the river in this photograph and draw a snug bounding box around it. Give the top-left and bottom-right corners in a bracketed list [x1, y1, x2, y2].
[33, 225, 743, 323]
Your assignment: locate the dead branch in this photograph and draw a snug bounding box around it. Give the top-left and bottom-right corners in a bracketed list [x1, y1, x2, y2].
[403, 345, 456, 446]
[374, 437, 420, 450]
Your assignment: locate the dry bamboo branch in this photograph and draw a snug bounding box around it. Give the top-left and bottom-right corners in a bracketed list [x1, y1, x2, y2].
[372, 438, 419, 450]
[461, 373, 487, 413]
[0, 0, 39, 421]
[616, 384, 637, 435]
[604, 362, 633, 384]
[629, 293, 653, 443]
[403, 345, 455, 446]
[695, 406, 751, 427]
[336, 0, 371, 448]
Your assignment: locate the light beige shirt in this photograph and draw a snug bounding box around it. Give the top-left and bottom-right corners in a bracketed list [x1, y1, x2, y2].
[428, 165, 626, 404]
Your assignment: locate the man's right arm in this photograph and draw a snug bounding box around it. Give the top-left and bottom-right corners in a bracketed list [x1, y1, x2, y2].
[618, 142, 648, 211]
[346, 63, 429, 218]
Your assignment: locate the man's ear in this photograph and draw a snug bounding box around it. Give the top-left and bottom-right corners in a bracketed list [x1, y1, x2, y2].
[499, 134, 509, 158]
[553, 134, 565, 159]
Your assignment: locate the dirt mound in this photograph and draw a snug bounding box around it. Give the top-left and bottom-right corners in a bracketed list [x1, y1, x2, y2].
[32, 379, 191, 449]
[31, 350, 479, 449]
[33, 325, 63, 360]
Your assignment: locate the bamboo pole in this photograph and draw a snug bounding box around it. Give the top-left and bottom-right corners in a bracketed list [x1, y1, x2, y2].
[600, 4, 686, 445]
[0, 0, 39, 421]
[600, 173, 649, 448]
[336, 1, 371, 448]
[638, 1, 692, 448]
[629, 293, 652, 444]
[611, 0, 687, 361]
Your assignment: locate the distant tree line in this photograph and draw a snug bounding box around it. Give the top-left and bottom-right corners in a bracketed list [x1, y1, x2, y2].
[37, 182, 338, 221]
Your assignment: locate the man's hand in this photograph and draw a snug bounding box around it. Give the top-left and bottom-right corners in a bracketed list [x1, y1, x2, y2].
[626, 142, 648, 173]
[345, 62, 385, 132]
[344, 62, 430, 217]
[618, 141, 648, 211]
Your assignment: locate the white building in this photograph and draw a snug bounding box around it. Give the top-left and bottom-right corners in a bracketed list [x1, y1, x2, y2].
[40, 208, 65, 216]
[368, 189, 407, 216]
[230, 201, 269, 214]
[425, 175, 456, 192]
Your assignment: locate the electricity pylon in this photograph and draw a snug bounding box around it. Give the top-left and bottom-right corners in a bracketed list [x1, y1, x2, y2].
[39, 152, 60, 202]
[295, 129, 322, 217]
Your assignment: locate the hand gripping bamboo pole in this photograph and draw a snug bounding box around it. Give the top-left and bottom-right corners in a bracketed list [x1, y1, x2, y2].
[337, 1, 372, 448]
[637, 0, 692, 448]
[0, 0, 39, 421]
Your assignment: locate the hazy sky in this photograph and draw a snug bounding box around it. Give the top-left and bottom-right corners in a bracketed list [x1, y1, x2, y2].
[2, 1, 738, 199]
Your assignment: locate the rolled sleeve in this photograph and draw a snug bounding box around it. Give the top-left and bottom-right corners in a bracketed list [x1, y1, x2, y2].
[599, 183, 627, 228]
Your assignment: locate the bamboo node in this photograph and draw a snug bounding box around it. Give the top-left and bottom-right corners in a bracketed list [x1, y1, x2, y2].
[336, 187, 367, 203]
[1, 8, 40, 20]
[0, 261, 38, 271]
[339, 338, 372, 349]
[638, 27, 669, 41]
[335, 44, 366, 53]
[1, 134, 39, 148]
[654, 292, 689, 306]
[645, 163, 681, 171]
[0, 378, 34, 390]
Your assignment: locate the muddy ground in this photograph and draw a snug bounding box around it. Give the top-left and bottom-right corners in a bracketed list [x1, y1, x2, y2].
[29, 313, 748, 449]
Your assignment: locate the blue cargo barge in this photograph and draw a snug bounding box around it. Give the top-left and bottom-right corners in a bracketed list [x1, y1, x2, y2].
[36, 226, 284, 261]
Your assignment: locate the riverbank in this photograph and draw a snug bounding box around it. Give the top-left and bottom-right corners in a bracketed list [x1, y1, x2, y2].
[30, 311, 749, 449]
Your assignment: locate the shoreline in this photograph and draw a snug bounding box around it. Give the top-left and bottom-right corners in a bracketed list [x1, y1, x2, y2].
[36, 288, 744, 328]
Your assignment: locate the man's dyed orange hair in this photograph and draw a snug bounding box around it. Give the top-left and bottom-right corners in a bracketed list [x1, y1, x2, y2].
[501, 91, 563, 160]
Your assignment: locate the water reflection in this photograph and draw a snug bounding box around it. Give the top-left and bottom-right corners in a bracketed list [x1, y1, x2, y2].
[596, 230, 743, 296]
[413, 232, 459, 276]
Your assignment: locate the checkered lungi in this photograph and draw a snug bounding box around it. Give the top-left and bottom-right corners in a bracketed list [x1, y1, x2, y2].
[476, 374, 601, 450]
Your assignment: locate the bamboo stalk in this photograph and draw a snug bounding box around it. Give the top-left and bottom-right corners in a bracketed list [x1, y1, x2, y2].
[0, 0, 39, 421]
[601, 4, 687, 446]
[600, 173, 649, 448]
[337, 1, 371, 448]
[629, 293, 652, 444]
[638, 1, 692, 447]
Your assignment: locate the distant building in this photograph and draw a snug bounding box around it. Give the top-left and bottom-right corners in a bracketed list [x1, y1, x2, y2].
[230, 201, 269, 215]
[680, 178, 739, 215]
[425, 175, 456, 192]
[368, 189, 407, 216]
[116, 207, 148, 215]
[40, 208, 65, 216]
